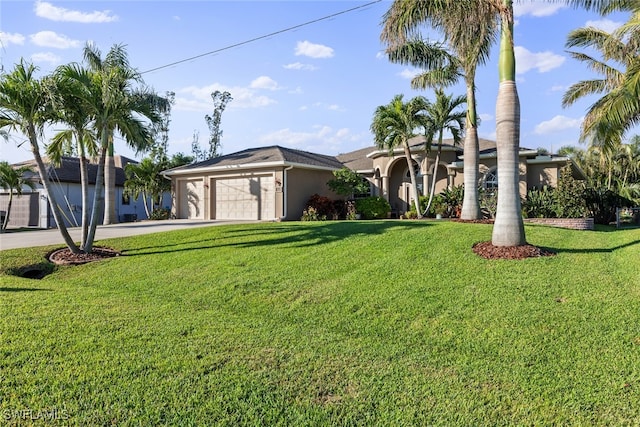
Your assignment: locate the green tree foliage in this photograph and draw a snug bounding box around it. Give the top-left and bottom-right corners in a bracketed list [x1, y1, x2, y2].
[0, 161, 36, 231]
[205, 91, 232, 159]
[327, 168, 370, 199]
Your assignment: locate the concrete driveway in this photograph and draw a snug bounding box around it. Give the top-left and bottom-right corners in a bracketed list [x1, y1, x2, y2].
[0, 220, 250, 250]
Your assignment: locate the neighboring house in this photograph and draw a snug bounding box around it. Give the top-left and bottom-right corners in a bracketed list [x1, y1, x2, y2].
[165, 139, 583, 221]
[162, 146, 344, 221]
[0, 155, 170, 229]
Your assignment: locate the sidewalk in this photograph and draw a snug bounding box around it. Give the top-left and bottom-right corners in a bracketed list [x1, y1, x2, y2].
[0, 220, 246, 250]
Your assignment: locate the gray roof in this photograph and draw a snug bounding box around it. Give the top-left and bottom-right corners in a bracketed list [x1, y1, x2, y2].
[14, 155, 135, 186]
[167, 145, 344, 173]
[336, 146, 376, 172]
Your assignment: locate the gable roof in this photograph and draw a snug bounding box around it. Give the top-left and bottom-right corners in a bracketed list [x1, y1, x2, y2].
[164, 145, 344, 176]
[13, 155, 135, 186]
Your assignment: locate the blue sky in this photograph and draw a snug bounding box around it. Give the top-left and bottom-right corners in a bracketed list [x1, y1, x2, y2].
[0, 0, 634, 164]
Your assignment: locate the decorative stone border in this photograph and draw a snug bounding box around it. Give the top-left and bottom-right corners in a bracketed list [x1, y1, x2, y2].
[524, 218, 594, 231]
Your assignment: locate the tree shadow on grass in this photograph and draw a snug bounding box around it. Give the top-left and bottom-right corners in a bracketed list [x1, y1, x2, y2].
[123, 221, 432, 257]
[544, 239, 639, 254]
[0, 287, 51, 292]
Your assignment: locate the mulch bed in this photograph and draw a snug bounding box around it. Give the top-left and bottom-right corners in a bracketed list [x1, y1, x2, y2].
[48, 247, 121, 265]
[472, 241, 555, 260]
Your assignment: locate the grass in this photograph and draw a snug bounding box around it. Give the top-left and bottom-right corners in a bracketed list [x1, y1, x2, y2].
[1, 220, 639, 426]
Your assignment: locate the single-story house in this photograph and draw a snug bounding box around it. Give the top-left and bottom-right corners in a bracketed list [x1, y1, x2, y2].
[0, 155, 170, 229]
[163, 138, 584, 221]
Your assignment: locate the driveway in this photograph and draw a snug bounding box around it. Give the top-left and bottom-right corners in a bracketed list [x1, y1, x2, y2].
[0, 220, 250, 250]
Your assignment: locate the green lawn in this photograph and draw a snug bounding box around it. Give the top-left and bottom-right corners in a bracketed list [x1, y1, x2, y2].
[1, 221, 639, 426]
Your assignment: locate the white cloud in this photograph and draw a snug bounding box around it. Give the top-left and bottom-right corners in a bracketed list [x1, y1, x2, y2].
[585, 18, 623, 33]
[176, 83, 276, 111]
[479, 113, 494, 122]
[514, 46, 564, 74]
[295, 41, 334, 59]
[250, 76, 280, 91]
[550, 85, 566, 92]
[35, 0, 118, 23]
[534, 115, 582, 134]
[514, 2, 565, 17]
[259, 125, 348, 147]
[288, 87, 303, 95]
[30, 31, 81, 49]
[399, 68, 420, 79]
[0, 31, 26, 46]
[283, 62, 317, 71]
[31, 52, 62, 65]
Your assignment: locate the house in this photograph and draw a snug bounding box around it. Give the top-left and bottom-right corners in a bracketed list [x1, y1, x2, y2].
[164, 138, 583, 221]
[162, 146, 344, 221]
[0, 155, 170, 229]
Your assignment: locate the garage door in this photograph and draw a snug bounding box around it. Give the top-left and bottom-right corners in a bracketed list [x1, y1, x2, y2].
[215, 176, 275, 220]
[178, 179, 204, 219]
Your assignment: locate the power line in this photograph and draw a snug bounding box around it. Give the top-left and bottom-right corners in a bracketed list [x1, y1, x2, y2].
[140, 0, 382, 75]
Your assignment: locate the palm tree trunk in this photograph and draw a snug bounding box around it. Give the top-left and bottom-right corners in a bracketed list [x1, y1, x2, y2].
[103, 147, 117, 225]
[79, 154, 90, 247]
[27, 125, 81, 253]
[461, 81, 481, 220]
[491, 3, 526, 247]
[2, 193, 12, 230]
[84, 141, 108, 252]
[403, 142, 422, 217]
[424, 133, 444, 215]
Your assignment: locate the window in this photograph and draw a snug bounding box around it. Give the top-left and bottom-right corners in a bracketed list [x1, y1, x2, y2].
[484, 169, 498, 191]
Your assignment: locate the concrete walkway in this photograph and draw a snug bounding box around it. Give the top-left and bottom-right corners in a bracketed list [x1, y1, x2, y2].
[0, 220, 250, 250]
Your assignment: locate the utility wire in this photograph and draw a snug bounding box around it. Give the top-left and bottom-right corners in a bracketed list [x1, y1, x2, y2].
[141, 0, 382, 75]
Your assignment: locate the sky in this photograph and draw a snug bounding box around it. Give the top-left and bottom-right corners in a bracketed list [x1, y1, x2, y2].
[0, 0, 635, 164]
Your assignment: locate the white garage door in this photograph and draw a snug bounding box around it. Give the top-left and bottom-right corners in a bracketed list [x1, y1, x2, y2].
[215, 176, 275, 220]
[179, 179, 204, 219]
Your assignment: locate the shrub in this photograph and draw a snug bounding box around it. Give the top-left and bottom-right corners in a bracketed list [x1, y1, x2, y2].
[555, 165, 588, 218]
[355, 196, 390, 219]
[583, 188, 635, 225]
[523, 186, 557, 218]
[149, 208, 170, 220]
[479, 188, 497, 219]
[301, 206, 324, 221]
[439, 185, 464, 218]
[304, 194, 336, 219]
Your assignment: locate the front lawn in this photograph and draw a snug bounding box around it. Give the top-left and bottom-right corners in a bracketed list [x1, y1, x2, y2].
[1, 221, 639, 425]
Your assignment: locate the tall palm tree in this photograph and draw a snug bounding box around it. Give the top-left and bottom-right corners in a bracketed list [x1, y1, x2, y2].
[562, 9, 640, 154]
[382, 0, 615, 246]
[83, 42, 166, 225]
[382, 5, 497, 220]
[422, 89, 466, 215]
[0, 161, 36, 231]
[0, 61, 81, 252]
[371, 94, 431, 216]
[48, 63, 98, 249]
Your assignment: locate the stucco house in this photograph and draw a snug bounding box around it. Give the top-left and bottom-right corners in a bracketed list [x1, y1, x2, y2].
[164, 138, 583, 221]
[0, 155, 170, 229]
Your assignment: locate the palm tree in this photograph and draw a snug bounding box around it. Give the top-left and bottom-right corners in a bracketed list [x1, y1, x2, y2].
[382, 0, 616, 247]
[422, 89, 466, 215]
[382, 5, 497, 220]
[0, 161, 36, 231]
[83, 42, 167, 225]
[562, 8, 640, 154]
[371, 94, 431, 216]
[0, 61, 81, 252]
[48, 63, 98, 249]
[124, 157, 165, 218]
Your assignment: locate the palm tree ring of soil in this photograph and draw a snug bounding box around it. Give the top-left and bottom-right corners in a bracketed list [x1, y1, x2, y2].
[48, 247, 121, 265]
[472, 241, 555, 260]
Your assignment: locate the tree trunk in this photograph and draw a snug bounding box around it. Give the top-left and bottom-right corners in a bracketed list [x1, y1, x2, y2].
[103, 150, 117, 225]
[424, 139, 443, 216]
[403, 142, 422, 217]
[2, 192, 12, 230]
[27, 125, 81, 253]
[84, 144, 108, 253]
[79, 154, 90, 247]
[491, 3, 526, 247]
[461, 81, 481, 220]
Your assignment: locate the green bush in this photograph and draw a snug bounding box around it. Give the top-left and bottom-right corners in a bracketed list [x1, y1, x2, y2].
[555, 165, 588, 218]
[355, 196, 391, 219]
[523, 186, 557, 218]
[149, 208, 170, 220]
